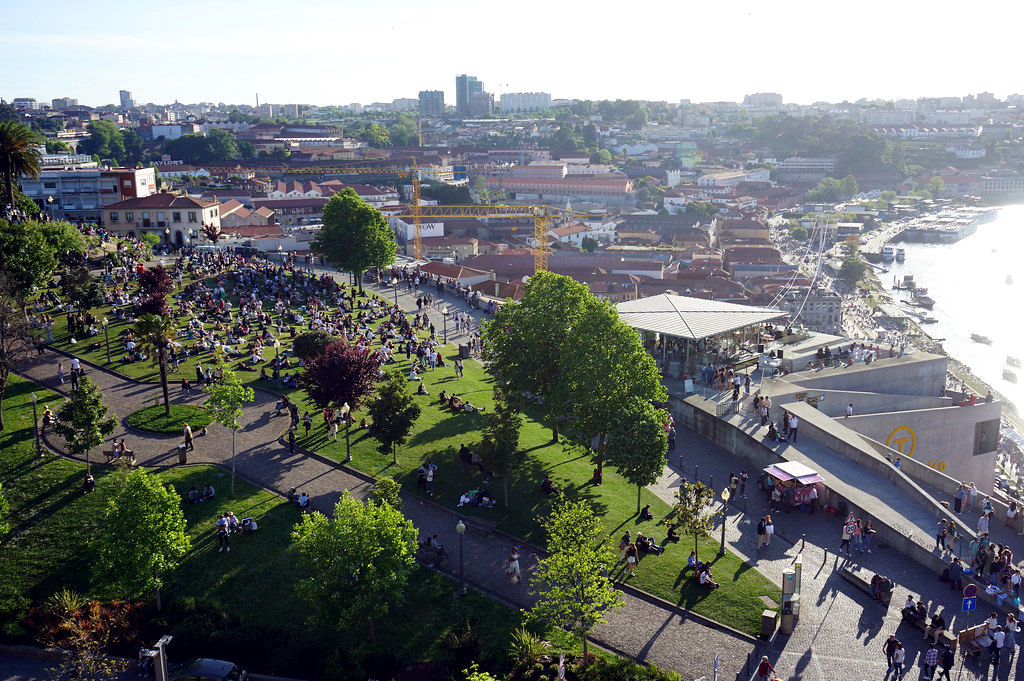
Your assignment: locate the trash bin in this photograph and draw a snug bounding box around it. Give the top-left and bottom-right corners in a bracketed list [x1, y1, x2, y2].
[459, 344, 471, 359]
[761, 609, 778, 639]
[177, 444, 188, 464]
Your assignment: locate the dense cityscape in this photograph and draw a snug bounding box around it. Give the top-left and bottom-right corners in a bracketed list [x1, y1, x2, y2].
[3, 9, 1024, 681]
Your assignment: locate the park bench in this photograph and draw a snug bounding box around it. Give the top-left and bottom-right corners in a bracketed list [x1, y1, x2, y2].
[839, 565, 892, 606]
[103, 449, 136, 464]
[956, 623, 990, 657]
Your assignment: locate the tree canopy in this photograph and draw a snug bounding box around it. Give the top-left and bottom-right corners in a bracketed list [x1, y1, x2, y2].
[311, 188, 396, 290]
[164, 131, 238, 165]
[291, 491, 418, 639]
[603, 397, 668, 511]
[299, 340, 382, 411]
[367, 370, 421, 463]
[0, 219, 57, 303]
[475, 390, 525, 507]
[78, 121, 128, 165]
[805, 175, 859, 203]
[0, 121, 42, 206]
[53, 376, 117, 467]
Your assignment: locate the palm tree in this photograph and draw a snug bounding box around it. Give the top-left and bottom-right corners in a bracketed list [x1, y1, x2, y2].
[134, 314, 175, 416]
[0, 121, 42, 209]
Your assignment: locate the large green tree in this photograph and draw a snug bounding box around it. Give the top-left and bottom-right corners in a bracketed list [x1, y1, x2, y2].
[603, 398, 668, 512]
[475, 390, 524, 507]
[0, 275, 39, 429]
[0, 120, 42, 208]
[204, 353, 254, 496]
[206, 128, 238, 162]
[53, 376, 117, 472]
[78, 121, 126, 164]
[367, 371, 421, 464]
[311, 188, 396, 293]
[92, 467, 190, 609]
[291, 490, 418, 641]
[528, 500, 623, 657]
[40, 221, 86, 268]
[482, 271, 593, 442]
[0, 219, 57, 304]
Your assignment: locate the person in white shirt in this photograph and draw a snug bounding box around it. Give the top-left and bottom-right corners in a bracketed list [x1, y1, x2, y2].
[789, 415, 799, 442]
[990, 626, 1005, 665]
[845, 403, 854, 418]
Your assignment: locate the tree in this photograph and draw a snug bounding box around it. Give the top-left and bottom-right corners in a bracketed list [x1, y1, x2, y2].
[164, 134, 210, 165]
[0, 219, 57, 304]
[40, 221, 86, 267]
[580, 236, 598, 252]
[290, 491, 418, 641]
[604, 398, 668, 512]
[367, 370, 421, 464]
[207, 128, 238, 162]
[880, 190, 898, 205]
[360, 123, 391, 147]
[201, 222, 222, 245]
[237, 140, 257, 159]
[122, 128, 144, 165]
[806, 175, 859, 203]
[291, 330, 339, 362]
[36, 591, 132, 681]
[589, 148, 612, 164]
[476, 390, 524, 507]
[582, 122, 598, 145]
[300, 341, 382, 410]
[59, 265, 104, 310]
[925, 176, 946, 198]
[687, 202, 718, 219]
[528, 500, 623, 658]
[78, 121, 126, 165]
[369, 475, 402, 510]
[53, 376, 117, 473]
[312, 188, 397, 293]
[92, 467, 190, 609]
[788, 222, 809, 241]
[0, 120, 43, 207]
[667, 481, 715, 561]
[482, 271, 593, 442]
[135, 264, 173, 316]
[134, 314, 175, 415]
[204, 353, 254, 497]
[0, 276, 40, 429]
[45, 140, 71, 154]
[839, 255, 867, 286]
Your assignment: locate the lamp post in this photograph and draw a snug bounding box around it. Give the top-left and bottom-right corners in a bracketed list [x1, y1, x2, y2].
[163, 227, 170, 243]
[441, 305, 449, 343]
[391, 277, 399, 305]
[31, 392, 41, 458]
[456, 520, 466, 595]
[719, 487, 731, 556]
[102, 317, 110, 364]
[340, 401, 351, 463]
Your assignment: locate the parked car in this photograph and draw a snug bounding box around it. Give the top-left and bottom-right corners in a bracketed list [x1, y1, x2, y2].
[169, 659, 248, 681]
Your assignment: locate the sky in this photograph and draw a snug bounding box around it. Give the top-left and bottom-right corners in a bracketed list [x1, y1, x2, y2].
[2, 0, 1023, 108]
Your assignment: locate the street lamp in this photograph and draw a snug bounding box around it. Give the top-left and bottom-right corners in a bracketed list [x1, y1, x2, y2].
[456, 520, 466, 595]
[390, 277, 399, 305]
[30, 392, 41, 458]
[102, 317, 110, 364]
[719, 487, 731, 555]
[163, 227, 170, 243]
[441, 305, 449, 343]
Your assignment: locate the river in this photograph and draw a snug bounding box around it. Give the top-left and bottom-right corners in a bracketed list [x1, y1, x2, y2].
[883, 204, 1024, 410]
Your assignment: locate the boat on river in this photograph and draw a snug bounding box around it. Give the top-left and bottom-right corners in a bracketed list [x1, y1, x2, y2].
[895, 248, 906, 262]
[1008, 356, 1021, 369]
[972, 334, 993, 345]
[1004, 370, 1017, 384]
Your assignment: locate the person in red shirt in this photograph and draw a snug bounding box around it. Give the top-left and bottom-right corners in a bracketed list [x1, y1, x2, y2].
[757, 656, 774, 681]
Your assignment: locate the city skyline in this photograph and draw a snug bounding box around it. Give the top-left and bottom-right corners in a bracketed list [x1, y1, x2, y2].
[3, 0, 1024, 108]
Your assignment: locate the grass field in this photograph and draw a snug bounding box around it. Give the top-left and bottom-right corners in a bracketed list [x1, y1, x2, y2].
[0, 374, 526, 678]
[125, 403, 213, 433]
[41, 267, 779, 636]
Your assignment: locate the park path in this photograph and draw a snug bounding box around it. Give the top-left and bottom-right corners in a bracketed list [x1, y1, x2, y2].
[16, 269, 757, 681]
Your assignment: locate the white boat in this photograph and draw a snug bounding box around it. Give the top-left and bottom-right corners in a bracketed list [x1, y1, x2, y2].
[881, 246, 895, 262]
[895, 248, 906, 262]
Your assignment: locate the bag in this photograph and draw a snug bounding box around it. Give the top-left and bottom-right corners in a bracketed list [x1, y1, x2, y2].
[766, 523, 774, 535]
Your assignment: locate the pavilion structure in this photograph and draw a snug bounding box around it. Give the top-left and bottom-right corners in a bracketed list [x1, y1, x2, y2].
[615, 293, 788, 381]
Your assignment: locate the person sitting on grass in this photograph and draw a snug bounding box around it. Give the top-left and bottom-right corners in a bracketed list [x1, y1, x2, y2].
[639, 504, 653, 521]
[637, 533, 664, 555]
[187, 486, 201, 504]
[448, 394, 463, 411]
[298, 491, 310, 510]
[541, 476, 558, 495]
[688, 550, 705, 571]
[667, 525, 681, 542]
[698, 565, 720, 588]
[202, 483, 215, 501]
[438, 390, 448, 404]
[416, 381, 429, 395]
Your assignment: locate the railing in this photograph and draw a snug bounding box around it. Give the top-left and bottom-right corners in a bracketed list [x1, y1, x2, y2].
[715, 393, 748, 417]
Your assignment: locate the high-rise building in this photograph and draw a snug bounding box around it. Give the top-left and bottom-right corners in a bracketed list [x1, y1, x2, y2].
[455, 74, 483, 115]
[742, 92, 783, 107]
[11, 97, 39, 109]
[499, 92, 551, 113]
[469, 91, 494, 117]
[119, 90, 135, 109]
[418, 90, 446, 117]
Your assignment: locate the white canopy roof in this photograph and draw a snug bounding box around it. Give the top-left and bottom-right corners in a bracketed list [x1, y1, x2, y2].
[615, 293, 787, 341]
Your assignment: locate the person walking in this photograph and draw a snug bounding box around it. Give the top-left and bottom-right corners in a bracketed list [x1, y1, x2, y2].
[845, 403, 854, 418]
[183, 423, 194, 451]
[288, 427, 295, 454]
[1005, 614, 1018, 649]
[328, 419, 338, 442]
[757, 516, 768, 551]
[936, 519, 948, 551]
[937, 644, 954, 681]
[302, 411, 312, 437]
[840, 515, 855, 556]
[506, 548, 521, 583]
[625, 542, 638, 577]
[922, 643, 939, 679]
[990, 625, 1005, 667]
[788, 414, 799, 442]
[891, 642, 905, 676]
[763, 515, 774, 547]
[953, 484, 966, 514]
[968, 482, 978, 511]
[755, 655, 774, 681]
[882, 634, 900, 669]
[57, 362, 65, 384]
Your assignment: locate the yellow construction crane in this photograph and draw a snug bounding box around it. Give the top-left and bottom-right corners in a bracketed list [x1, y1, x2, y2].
[386, 204, 595, 273]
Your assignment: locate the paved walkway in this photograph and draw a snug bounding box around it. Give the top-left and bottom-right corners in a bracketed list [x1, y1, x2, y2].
[16, 274, 756, 681]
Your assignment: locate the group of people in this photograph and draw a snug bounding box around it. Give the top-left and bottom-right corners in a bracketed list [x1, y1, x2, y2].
[839, 514, 877, 555]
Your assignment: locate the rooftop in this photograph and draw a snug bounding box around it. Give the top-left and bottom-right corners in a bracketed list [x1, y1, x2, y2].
[615, 293, 787, 340]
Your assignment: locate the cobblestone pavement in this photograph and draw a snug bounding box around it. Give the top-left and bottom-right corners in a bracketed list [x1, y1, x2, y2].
[16, 277, 754, 681]
[655, 427, 1023, 681]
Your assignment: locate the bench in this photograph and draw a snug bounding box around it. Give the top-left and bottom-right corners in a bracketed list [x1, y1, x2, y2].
[839, 566, 892, 606]
[957, 623, 990, 657]
[901, 612, 959, 651]
[103, 449, 136, 464]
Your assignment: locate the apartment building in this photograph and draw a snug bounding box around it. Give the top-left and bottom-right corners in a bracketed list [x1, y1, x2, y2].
[102, 193, 220, 247]
[21, 167, 157, 224]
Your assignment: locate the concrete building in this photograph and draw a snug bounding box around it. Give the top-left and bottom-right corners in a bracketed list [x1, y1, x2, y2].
[485, 174, 636, 207]
[20, 167, 157, 223]
[119, 90, 134, 109]
[102, 192, 221, 247]
[418, 90, 446, 117]
[777, 288, 843, 334]
[51, 97, 79, 109]
[455, 74, 483, 116]
[499, 92, 551, 113]
[742, 92, 783, 107]
[11, 97, 39, 109]
[469, 91, 493, 117]
[697, 168, 770, 188]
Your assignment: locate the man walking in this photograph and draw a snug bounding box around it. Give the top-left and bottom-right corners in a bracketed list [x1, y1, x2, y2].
[845, 403, 854, 418]
[183, 423, 194, 451]
[937, 644, 954, 681]
[882, 634, 899, 669]
[922, 643, 939, 680]
[788, 414, 799, 442]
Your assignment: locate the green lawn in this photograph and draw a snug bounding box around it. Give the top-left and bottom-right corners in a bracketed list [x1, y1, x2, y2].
[0, 374, 525, 679]
[126, 404, 213, 433]
[41, 267, 779, 637]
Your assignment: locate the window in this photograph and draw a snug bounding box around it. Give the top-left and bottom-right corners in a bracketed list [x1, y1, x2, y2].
[172, 212, 181, 222]
[188, 211, 198, 222]
[125, 212, 133, 221]
[110, 212, 119, 222]
[44, 182, 57, 189]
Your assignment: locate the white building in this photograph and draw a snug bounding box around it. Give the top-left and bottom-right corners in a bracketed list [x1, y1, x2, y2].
[696, 168, 770, 188]
[499, 92, 551, 113]
[862, 110, 915, 126]
[389, 216, 444, 243]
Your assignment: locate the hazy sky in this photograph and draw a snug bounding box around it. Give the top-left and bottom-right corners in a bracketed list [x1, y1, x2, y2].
[3, 0, 1022, 107]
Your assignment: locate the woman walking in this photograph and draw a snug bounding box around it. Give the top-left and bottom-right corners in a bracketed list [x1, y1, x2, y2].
[625, 542, 638, 577]
[506, 548, 521, 583]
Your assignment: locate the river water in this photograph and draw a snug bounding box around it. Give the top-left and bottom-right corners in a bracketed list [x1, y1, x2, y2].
[884, 204, 1024, 410]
